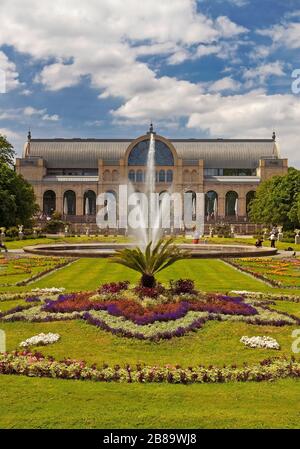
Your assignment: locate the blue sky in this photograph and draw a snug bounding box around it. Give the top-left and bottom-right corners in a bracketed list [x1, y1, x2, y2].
[0, 0, 299, 165]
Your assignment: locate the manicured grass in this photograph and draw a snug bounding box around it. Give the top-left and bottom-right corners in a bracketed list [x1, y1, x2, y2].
[270, 300, 300, 318]
[0, 375, 299, 429]
[1, 319, 298, 368]
[29, 258, 271, 293]
[5, 235, 129, 250]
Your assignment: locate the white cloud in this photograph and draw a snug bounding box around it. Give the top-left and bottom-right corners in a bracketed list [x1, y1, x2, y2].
[242, 61, 286, 87]
[0, 127, 21, 139]
[215, 16, 248, 38]
[23, 106, 60, 121]
[258, 22, 300, 50]
[209, 76, 241, 92]
[0, 51, 20, 91]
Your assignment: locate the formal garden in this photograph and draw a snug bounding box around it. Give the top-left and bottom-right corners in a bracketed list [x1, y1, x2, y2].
[1, 239, 300, 428]
[1, 135, 300, 429]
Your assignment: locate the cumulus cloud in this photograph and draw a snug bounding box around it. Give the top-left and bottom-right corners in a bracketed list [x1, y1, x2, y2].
[243, 61, 286, 86]
[258, 20, 300, 49]
[23, 106, 60, 121]
[0, 0, 299, 166]
[0, 51, 20, 91]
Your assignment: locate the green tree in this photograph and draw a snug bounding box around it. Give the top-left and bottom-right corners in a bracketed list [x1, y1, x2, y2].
[249, 168, 300, 229]
[0, 159, 38, 228]
[0, 134, 15, 166]
[111, 238, 189, 288]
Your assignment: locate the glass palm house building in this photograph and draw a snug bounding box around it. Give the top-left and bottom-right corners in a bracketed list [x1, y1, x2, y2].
[16, 126, 288, 233]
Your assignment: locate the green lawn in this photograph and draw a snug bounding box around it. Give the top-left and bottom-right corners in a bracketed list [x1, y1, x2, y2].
[28, 258, 271, 292]
[1, 254, 300, 429]
[1, 319, 298, 368]
[1, 375, 299, 429]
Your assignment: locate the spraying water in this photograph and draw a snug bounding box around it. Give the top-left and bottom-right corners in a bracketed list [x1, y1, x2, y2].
[128, 129, 169, 250]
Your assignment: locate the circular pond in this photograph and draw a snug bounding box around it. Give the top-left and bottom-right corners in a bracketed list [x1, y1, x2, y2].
[23, 243, 277, 258]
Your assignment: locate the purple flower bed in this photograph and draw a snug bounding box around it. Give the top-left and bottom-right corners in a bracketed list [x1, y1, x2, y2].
[83, 312, 208, 341]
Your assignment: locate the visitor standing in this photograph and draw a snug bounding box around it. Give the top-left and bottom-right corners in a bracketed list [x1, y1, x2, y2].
[270, 233, 276, 248]
[193, 226, 200, 244]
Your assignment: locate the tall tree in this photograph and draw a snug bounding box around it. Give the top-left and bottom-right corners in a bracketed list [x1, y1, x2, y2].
[0, 134, 15, 166]
[249, 168, 300, 229]
[0, 135, 38, 227]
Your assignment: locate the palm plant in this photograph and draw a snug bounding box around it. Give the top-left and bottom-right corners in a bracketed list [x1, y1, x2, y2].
[110, 238, 189, 288]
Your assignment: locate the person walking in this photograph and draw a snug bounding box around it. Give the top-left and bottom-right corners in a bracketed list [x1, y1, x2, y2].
[270, 233, 276, 248]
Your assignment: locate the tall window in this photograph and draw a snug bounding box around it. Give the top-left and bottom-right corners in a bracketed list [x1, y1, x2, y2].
[205, 191, 218, 217]
[159, 170, 165, 183]
[246, 191, 256, 215]
[128, 170, 135, 183]
[63, 190, 76, 216]
[43, 190, 56, 216]
[83, 190, 96, 215]
[166, 170, 173, 183]
[128, 139, 174, 166]
[225, 191, 238, 217]
[136, 170, 144, 183]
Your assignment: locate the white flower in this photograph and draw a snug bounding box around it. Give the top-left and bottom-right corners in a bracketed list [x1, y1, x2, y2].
[31, 288, 65, 294]
[19, 332, 60, 347]
[240, 335, 280, 350]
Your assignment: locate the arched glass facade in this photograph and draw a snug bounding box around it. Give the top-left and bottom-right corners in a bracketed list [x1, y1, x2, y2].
[205, 191, 218, 217]
[43, 190, 56, 215]
[226, 191, 238, 217]
[84, 190, 96, 215]
[246, 191, 256, 215]
[128, 139, 174, 166]
[64, 190, 76, 216]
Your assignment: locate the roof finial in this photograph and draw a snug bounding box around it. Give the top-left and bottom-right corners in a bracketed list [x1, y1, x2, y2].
[272, 131, 276, 141]
[27, 128, 31, 142]
[149, 122, 154, 133]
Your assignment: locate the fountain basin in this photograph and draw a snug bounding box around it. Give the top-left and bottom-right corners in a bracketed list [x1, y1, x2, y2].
[23, 243, 277, 258]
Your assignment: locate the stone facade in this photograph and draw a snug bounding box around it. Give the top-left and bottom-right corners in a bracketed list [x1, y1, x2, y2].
[16, 130, 288, 233]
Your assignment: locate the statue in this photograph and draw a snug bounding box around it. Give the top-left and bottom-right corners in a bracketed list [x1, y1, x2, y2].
[18, 225, 24, 240]
[230, 225, 235, 238]
[295, 229, 300, 245]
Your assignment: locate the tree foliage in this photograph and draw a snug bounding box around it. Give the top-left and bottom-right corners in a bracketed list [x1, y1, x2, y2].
[0, 134, 15, 166]
[0, 135, 38, 227]
[111, 238, 189, 288]
[249, 168, 300, 229]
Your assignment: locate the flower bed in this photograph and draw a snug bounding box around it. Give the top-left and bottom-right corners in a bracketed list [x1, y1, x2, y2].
[240, 336, 280, 350]
[1, 351, 299, 384]
[20, 333, 60, 348]
[1, 286, 298, 340]
[227, 258, 300, 288]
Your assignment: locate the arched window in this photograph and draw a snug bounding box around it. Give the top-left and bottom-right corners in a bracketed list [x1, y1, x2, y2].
[128, 139, 174, 166]
[112, 170, 119, 182]
[43, 190, 56, 216]
[159, 170, 165, 183]
[205, 191, 218, 217]
[225, 191, 238, 217]
[128, 170, 135, 183]
[84, 190, 96, 215]
[246, 191, 256, 215]
[103, 170, 111, 182]
[63, 190, 76, 216]
[183, 170, 190, 183]
[191, 170, 198, 183]
[185, 190, 197, 221]
[166, 170, 173, 183]
[136, 170, 144, 183]
[104, 190, 117, 222]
